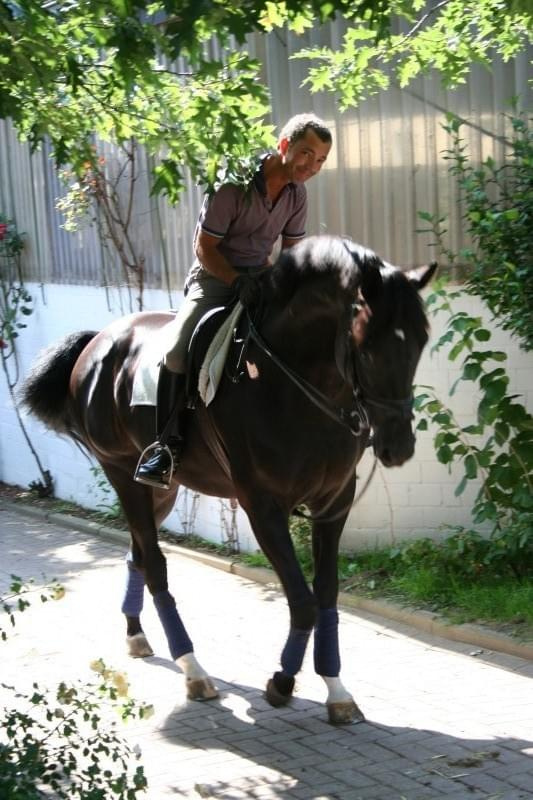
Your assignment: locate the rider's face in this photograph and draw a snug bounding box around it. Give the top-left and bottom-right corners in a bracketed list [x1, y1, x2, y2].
[279, 129, 331, 183]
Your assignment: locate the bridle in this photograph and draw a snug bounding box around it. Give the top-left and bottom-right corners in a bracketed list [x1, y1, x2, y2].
[244, 309, 414, 523]
[351, 352, 415, 423]
[247, 309, 415, 435]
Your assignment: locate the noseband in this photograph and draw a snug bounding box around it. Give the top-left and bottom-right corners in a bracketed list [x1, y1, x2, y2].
[352, 366, 415, 422]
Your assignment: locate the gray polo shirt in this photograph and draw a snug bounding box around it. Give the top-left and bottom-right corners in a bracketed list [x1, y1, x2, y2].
[196, 157, 307, 268]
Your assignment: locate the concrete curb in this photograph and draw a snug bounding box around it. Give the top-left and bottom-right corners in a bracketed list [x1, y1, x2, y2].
[3, 499, 533, 662]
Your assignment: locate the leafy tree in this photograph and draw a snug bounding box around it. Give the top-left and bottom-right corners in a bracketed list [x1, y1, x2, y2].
[0, 1, 530, 198]
[295, 1, 532, 109]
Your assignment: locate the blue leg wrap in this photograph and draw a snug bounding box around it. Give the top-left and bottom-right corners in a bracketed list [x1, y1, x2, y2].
[280, 627, 312, 677]
[120, 556, 145, 617]
[153, 590, 193, 660]
[314, 608, 340, 677]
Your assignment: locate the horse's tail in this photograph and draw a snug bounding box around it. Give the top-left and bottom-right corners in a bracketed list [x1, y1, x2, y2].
[19, 331, 97, 434]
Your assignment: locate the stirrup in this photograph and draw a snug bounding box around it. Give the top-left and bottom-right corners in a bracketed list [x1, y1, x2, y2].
[134, 442, 175, 490]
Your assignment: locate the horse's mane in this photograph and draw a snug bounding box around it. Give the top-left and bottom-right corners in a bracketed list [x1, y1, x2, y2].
[268, 235, 382, 300]
[266, 235, 429, 345]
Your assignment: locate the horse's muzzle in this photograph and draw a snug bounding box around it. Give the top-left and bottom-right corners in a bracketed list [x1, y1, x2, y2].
[373, 425, 415, 467]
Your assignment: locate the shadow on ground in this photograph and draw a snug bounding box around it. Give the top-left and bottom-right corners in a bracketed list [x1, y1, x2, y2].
[154, 679, 533, 799]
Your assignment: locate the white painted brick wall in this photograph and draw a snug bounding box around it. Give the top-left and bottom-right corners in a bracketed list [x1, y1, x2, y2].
[1, 283, 531, 552]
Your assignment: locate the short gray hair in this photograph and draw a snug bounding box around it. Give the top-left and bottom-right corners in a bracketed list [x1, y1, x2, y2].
[278, 113, 332, 146]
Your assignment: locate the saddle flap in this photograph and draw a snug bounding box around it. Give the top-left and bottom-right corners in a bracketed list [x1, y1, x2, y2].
[194, 302, 244, 406]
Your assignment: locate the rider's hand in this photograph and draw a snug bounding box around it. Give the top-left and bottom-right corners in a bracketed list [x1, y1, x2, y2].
[231, 273, 262, 309]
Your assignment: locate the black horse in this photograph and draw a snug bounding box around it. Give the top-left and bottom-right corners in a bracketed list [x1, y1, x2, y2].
[21, 235, 436, 723]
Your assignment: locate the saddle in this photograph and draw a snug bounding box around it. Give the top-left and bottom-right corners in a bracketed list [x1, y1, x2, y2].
[130, 302, 246, 409]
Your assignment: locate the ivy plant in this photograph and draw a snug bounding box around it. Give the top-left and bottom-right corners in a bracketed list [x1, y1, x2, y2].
[414, 109, 532, 563]
[438, 111, 533, 351]
[0, 214, 53, 495]
[415, 282, 533, 532]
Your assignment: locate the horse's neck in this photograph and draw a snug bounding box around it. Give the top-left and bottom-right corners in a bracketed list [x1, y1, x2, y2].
[262, 300, 347, 395]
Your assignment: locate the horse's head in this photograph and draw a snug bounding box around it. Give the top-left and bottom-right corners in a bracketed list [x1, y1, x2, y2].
[268, 235, 436, 466]
[345, 242, 437, 467]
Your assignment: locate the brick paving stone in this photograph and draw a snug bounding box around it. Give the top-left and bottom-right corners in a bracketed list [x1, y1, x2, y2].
[506, 772, 533, 791]
[2, 503, 533, 800]
[461, 770, 527, 794]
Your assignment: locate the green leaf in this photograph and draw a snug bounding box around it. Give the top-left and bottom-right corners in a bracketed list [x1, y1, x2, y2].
[454, 475, 468, 497]
[463, 362, 481, 381]
[464, 454, 478, 479]
[437, 444, 453, 464]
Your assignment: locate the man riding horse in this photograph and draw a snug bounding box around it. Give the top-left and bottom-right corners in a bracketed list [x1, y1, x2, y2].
[135, 113, 333, 489]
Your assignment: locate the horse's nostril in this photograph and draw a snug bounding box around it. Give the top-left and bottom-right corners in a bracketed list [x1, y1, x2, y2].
[380, 449, 392, 466]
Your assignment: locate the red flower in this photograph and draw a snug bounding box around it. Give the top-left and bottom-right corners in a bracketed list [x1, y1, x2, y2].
[0, 223, 7, 241]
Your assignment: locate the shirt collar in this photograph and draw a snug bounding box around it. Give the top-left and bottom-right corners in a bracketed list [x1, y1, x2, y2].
[253, 153, 295, 196]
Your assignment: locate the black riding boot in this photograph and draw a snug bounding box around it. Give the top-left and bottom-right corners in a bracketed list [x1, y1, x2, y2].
[134, 367, 186, 489]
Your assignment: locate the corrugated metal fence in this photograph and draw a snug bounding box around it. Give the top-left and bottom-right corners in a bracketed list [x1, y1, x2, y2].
[0, 27, 530, 295]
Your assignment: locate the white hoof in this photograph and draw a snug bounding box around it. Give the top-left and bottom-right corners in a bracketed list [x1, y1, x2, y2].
[327, 699, 365, 725]
[322, 676, 364, 724]
[176, 652, 218, 701]
[186, 677, 219, 701]
[127, 632, 154, 658]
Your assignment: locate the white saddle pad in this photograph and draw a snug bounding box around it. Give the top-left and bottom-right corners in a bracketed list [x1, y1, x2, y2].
[130, 302, 243, 408]
[130, 329, 166, 406]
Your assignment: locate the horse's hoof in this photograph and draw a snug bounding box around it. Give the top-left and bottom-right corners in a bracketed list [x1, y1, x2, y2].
[126, 633, 154, 658]
[265, 678, 293, 708]
[186, 677, 219, 701]
[327, 700, 365, 725]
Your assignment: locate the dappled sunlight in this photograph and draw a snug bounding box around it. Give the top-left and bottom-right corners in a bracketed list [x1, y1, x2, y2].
[219, 691, 255, 725]
[50, 542, 94, 564]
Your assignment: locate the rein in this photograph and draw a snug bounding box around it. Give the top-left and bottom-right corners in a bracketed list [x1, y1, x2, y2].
[291, 454, 378, 524]
[246, 315, 370, 438]
[245, 312, 373, 524]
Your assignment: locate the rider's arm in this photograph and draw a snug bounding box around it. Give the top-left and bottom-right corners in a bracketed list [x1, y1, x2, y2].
[194, 230, 240, 286]
[280, 237, 300, 250]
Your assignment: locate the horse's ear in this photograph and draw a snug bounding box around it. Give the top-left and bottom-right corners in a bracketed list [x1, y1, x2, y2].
[359, 257, 383, 304]
[406, 261, 438, 291]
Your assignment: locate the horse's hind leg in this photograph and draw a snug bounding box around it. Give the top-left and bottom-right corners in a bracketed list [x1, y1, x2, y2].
[312, 515, 365, 725]
[121, 551, 154, 657]
[102, 463, 218, 700]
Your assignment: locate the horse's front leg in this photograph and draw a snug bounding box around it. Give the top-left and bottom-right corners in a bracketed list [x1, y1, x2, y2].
[312, 511, 365, 725]
[244, 498, 317, 708]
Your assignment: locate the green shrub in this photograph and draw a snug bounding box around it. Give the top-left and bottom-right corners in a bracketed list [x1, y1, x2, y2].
[1, 576, 150, 799]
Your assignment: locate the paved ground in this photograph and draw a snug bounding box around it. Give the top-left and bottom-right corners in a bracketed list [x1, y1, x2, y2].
[1, 503, 533, 800]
